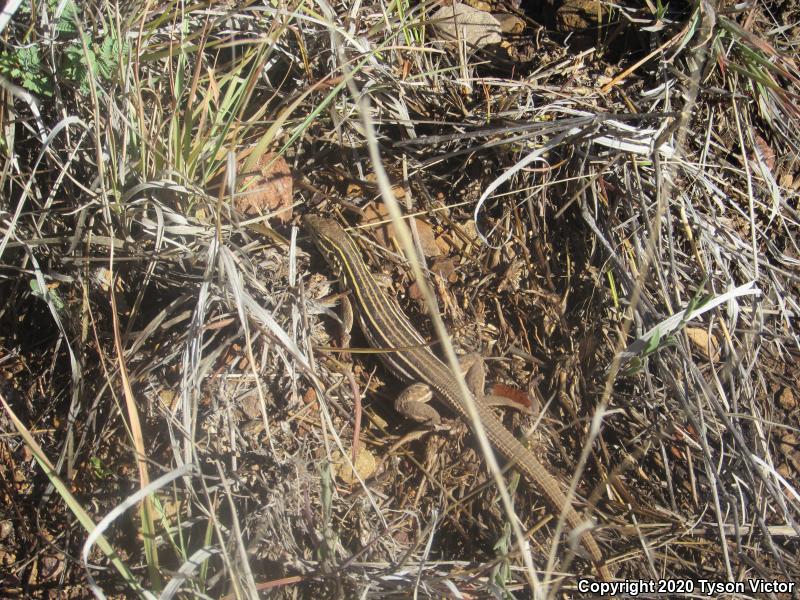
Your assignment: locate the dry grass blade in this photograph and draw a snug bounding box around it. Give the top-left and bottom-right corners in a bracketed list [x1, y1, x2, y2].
[109, 269, 161, 589]
[0, 391, 155, 599]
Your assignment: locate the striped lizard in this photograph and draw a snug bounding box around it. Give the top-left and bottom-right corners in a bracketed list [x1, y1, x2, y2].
[305, 214, 611, 580]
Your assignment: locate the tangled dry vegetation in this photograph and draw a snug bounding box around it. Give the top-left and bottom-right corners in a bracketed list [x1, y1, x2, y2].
[1, 0, 798, 597]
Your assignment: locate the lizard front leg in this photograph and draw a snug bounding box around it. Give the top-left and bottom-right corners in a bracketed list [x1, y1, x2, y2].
[394, 353, 490, 426]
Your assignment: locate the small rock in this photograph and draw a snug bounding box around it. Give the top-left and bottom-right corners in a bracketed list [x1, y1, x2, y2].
[464, 0, 492, 11]
[431, 3, 503, 48]
[0, 520, 12, 541]
[780, 433, 797, 455]
[778, 386, 796, 411]
[685, 327, 720, 361]
[556, 0, 607, 33]
[494, 12, 525, 34]
[332, 443, 377, 484]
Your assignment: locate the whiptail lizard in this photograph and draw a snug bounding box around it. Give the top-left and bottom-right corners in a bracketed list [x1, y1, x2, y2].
[305, 215, 612, 581]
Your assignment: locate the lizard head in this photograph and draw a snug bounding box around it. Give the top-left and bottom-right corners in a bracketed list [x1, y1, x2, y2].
[304, 214, 350, 277]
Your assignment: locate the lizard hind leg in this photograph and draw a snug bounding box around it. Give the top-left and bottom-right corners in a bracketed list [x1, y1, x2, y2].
[460, 352, 532, 413]
[458, 352, 487, 398]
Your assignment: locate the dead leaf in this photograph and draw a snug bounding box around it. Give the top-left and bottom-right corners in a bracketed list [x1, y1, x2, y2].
[239, 392, 262, 420]
[236, 152, 293, 223]
[158, 390, 179, 412]
[446, 219, 480, 254]
[490, 382, 532, 410]
[361, 203, 441, 257]
[430, 256, 458, 283]
[753, 135, 776, 172]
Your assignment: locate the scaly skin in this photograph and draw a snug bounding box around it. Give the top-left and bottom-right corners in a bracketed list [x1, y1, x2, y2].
[305, 215, 612, 581]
